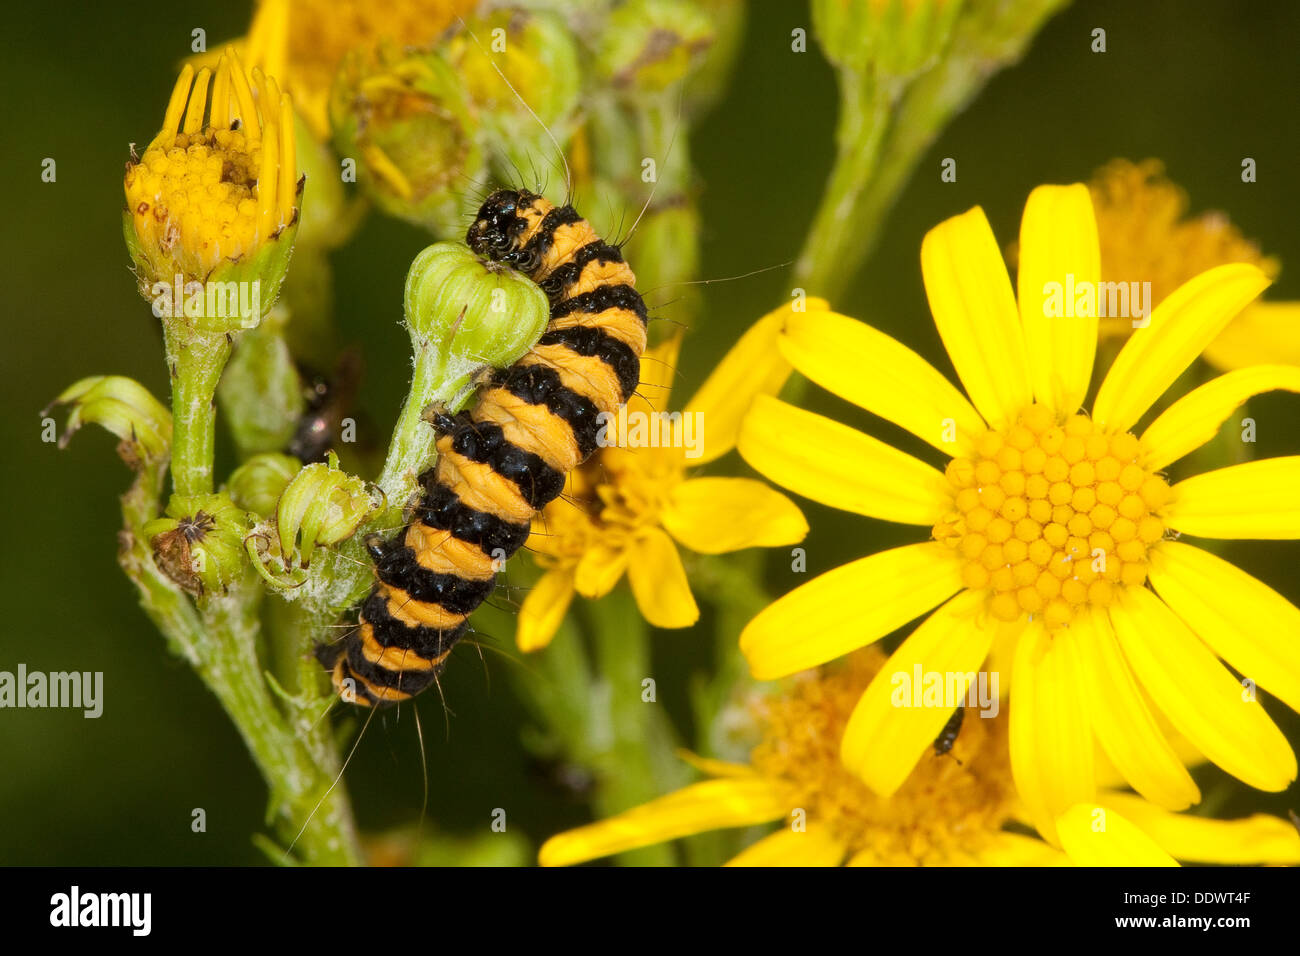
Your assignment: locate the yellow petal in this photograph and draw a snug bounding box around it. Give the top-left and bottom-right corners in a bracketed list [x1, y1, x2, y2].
[1056, 804, 1179, 867]
[1141, 365, 1300, 471]
[1202, 301, 1300, 372]
[1167, 457, 1300, 538]
[1147, 541, 1300, 715]
[626, 527, 699, 628]
[920, 206, 1032, 428]
[1071, 609, 1199, 810]
[1099, 791, 1300, 865]
[683, 299, 828, 463]
[738, 395, 950, 525]
[516, 569, 575, 652]
[1108, 587, 1296, 792]
[779, 310, 985, 456]
[1093, 263, 1271, 431]
[673, 749, 758, 778]
[724, 826, 846, 866]
[1010, 622, 1095, 845]
[661, 477, 807, 555]
[740, 542, 964, 680]
[975, 831, 1071, 866]
[1016, 184, 1100, 416]
[842, 590, 994, 796]
[573, 541, 629, 599]
[537, 777, 790, 867]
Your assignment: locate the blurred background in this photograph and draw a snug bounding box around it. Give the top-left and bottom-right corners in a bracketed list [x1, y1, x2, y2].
[2, 0, 1298, 864]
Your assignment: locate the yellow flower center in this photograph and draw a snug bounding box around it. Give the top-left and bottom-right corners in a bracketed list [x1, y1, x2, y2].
[751, 651, 1017, 865]
[1090, 158, 1279, 341]
[124, 51, 297, 281]
[531, 448, 683, 571]
[933, 403, 1171, 627]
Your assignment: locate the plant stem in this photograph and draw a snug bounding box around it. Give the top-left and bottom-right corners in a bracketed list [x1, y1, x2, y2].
[163, 323, 232, 497]
[794, 70, 892, 301]
[118, 451, 361, 864]
[586, 591, 686, 866]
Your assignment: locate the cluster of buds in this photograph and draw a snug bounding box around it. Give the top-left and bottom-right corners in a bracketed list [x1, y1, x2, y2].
[245, 452, 377, 590]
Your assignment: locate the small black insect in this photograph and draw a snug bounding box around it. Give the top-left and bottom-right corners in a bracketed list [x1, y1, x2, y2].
[933, 706, 965, 764]
[288, 351, 363, 464]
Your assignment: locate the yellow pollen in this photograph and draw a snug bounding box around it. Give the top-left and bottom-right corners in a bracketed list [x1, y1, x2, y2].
[124, 48, 298, 280]
[751, 651, 1018, 864]
[1090, 158, 1279, 341]
[935, 403, 1170, 626]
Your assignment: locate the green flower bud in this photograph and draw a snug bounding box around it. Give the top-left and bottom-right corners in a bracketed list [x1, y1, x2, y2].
[445, 9, 582, 179]
[597, 0, 714, 93]
[329, 46, 485, 235]
[276, 452, 377, 568]
[227, 453, 301, 517]
[813, 0, 964, 81]
[46, 375, 172, 469]
[144, 493, 252, 597]
[217, 305, 307, 459]
[404, 242, 551, 383]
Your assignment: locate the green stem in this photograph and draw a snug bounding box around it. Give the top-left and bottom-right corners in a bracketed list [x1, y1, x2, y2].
[586, 591, 686, 866]
[794, 70, 892, 301]
[164, 323, 232, 497]
[118, 443, 361, 864]
[301, 344, 479, 620]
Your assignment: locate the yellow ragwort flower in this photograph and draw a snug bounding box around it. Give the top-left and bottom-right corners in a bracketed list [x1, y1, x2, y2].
[517, 313, 813, 651]
[124, 49, 299, 290]
[539, 650, 1300, 866]
[737, 184, 1300, 843]
[1091, 158, 1300, 369]
[238, 0, 478, 139]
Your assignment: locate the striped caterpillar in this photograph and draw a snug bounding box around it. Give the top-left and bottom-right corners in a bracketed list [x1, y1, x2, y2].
[319, 189, 647, 706]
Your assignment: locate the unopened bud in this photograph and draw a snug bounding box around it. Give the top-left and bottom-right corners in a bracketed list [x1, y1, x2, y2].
[329, 46, 484, 235]
[227, 452, 301, 517]
[404, 242, 550, 378]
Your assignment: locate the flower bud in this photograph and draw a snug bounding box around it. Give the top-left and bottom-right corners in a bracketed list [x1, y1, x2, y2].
[275, 452, 376, 568]
[404, 242, 550, 377]
[329, 46, 484, 235]
[596, 0, 714, 94]
[144, 493, 252, 597]
[813, 0, 964, 81]
[444, 8, 582, 179]
[46, 375, 172, 469]
[123, 49, 302, 334]
[227, 452, 301, 517]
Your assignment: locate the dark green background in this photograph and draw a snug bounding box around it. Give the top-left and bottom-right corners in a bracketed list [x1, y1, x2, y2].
[2, 0, 1297, 864]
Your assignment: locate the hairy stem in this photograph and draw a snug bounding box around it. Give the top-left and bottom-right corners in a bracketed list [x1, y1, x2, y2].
[163, 324, 232, 497]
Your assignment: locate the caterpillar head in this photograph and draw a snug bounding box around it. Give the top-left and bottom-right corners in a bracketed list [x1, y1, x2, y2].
[467, 189, 533, 263]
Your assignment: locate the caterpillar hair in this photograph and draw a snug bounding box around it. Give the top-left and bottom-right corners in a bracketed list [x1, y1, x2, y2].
[319, 188, 647, 706]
